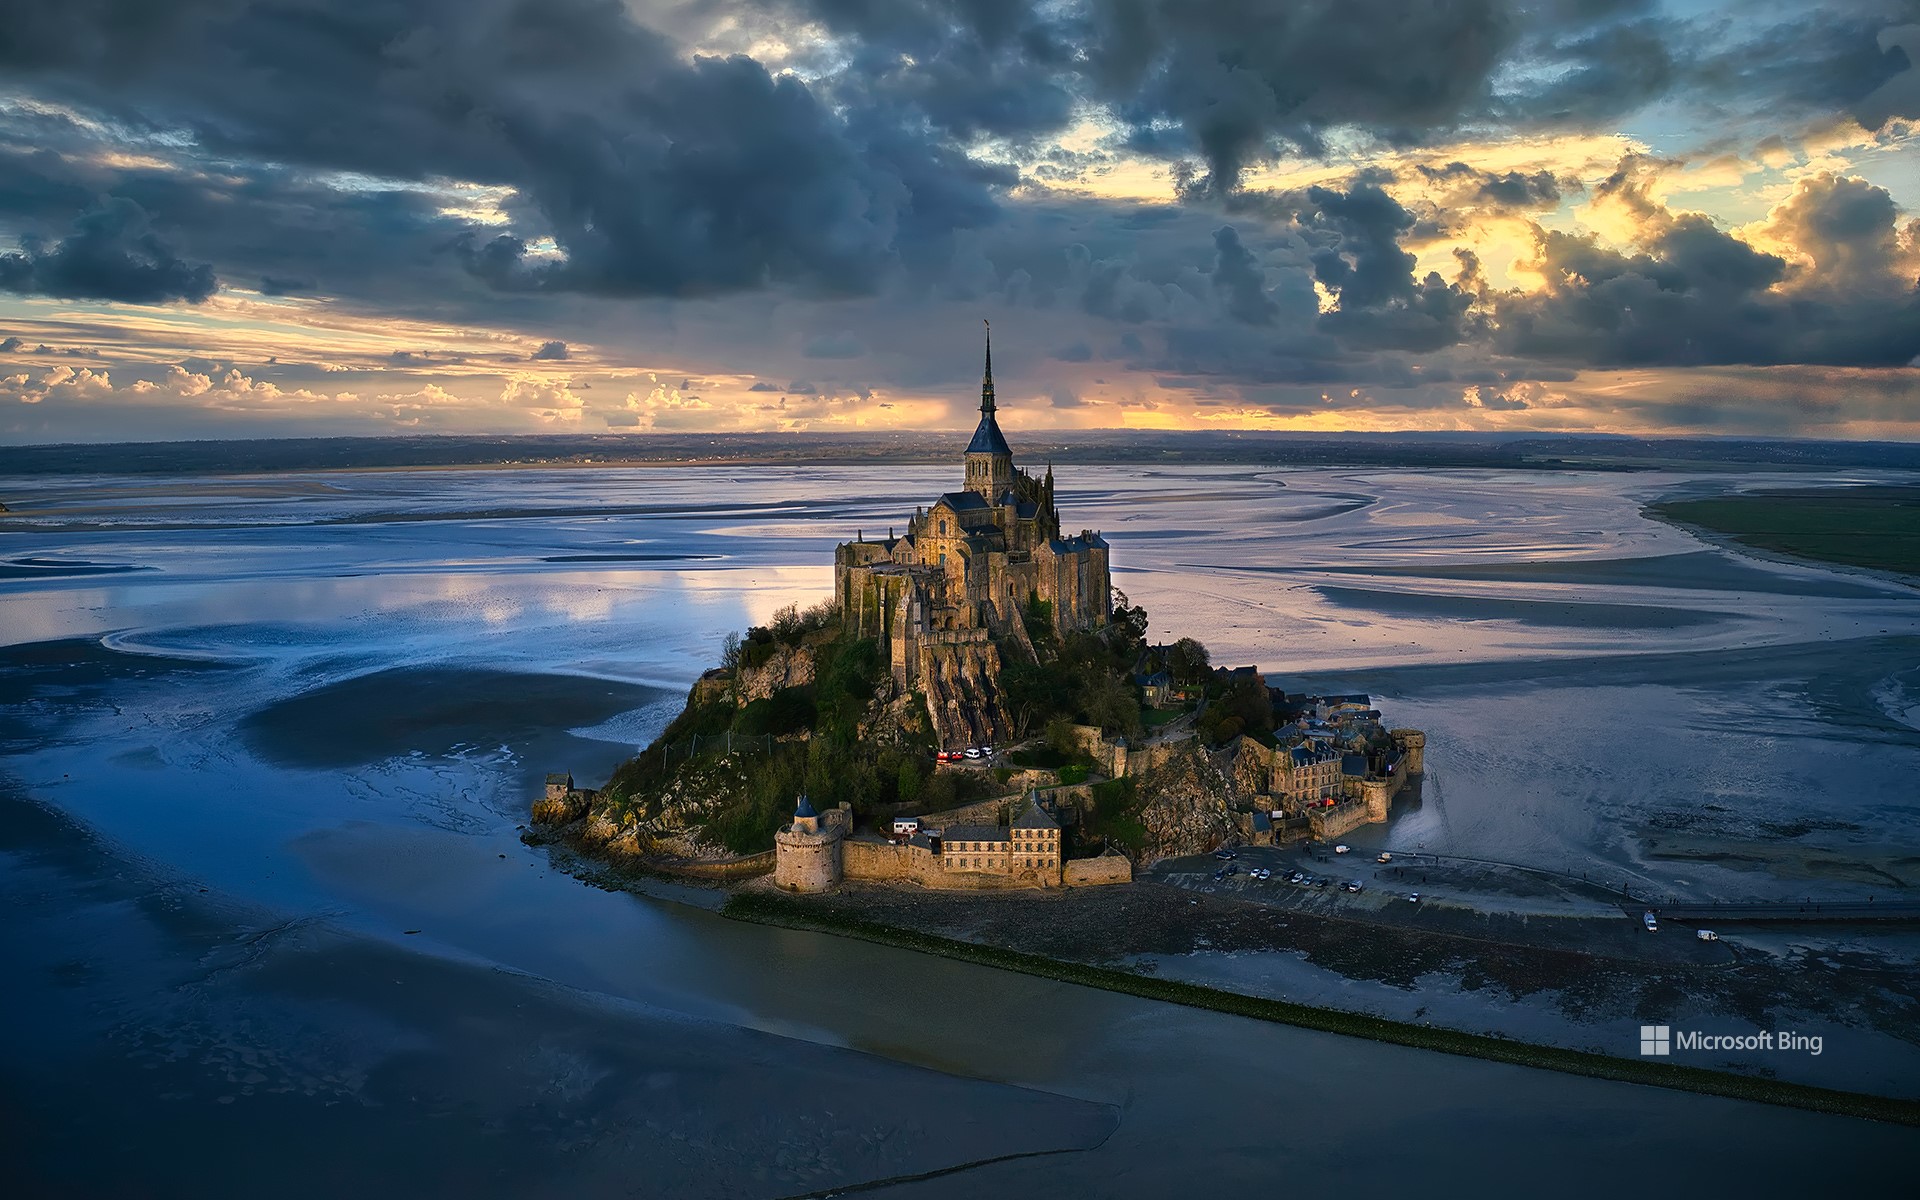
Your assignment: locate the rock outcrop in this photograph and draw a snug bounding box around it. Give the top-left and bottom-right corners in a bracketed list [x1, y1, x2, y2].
[919, 640, 1007, 749]
[1133, 744, 1242, 862]
[736, 643, 818, 702]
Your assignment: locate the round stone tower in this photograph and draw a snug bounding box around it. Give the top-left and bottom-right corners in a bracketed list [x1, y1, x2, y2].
[773, 793, 844, 892]
[1392, 730, 1426, 774]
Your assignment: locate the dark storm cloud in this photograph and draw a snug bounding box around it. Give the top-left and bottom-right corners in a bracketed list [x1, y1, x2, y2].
[0, 0, 1010, 300]
[1210, 225, 1277, 325]
[777, 0, 1917, 197]
[531, 340, 570, 361]
[804, 332, 867, 358]
[0, 136, 495, 315]
[1298, 184, 1419, 311]
[258, 275, 314, 295]
[0, 198, 216, 303]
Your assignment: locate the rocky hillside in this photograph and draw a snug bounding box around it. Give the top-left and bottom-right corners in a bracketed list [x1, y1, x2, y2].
[530, 599, 1276, 869]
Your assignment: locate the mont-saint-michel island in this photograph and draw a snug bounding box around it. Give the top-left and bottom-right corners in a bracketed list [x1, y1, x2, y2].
[10, 3, 1920, 1191]
[533, 328, 1428, 895]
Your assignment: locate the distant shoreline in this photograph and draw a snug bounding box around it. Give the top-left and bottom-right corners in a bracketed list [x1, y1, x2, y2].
[6, 430, 1920, 480]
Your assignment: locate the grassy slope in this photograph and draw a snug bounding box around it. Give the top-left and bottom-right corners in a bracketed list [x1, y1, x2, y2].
[724, 891, 1920, 1127]
[1652, 488, 1920, 578]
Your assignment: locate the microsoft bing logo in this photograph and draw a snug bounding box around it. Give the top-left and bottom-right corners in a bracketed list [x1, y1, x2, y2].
[1640, 1025, 1671, 1056]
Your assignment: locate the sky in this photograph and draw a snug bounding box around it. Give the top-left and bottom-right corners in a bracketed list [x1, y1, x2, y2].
[1, 0, 1918, 444]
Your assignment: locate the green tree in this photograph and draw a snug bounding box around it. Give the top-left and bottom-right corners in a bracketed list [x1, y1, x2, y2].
[1167, 637, 1210, 686]
[1078, 668, 1141, 738]
[1000, 660, 1071, 737]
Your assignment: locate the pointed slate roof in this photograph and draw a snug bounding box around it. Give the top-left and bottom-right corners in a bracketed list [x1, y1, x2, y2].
[966, 320, 1012, 456]
[1012, 794, 1059, 829]
[966, 411, 1012, 456]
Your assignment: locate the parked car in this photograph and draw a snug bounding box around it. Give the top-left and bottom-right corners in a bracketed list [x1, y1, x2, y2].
[1376, 852, 1393, 864]
[964, 747, 983, 760]
[1212, 869, 1226, 881]
[1406, 893, 1420, 903]
[1254, 868, 1271, 880]
[1696, 929, 1718, 942]
[1288, 871, 1305, 884]
[1643, 910, 1659, 932]
[1334, 844, 1351, 855]
[1345, 880, 1364, 893]
[1213, 849, 1237, 860]
[1225, 864, 1239, 876]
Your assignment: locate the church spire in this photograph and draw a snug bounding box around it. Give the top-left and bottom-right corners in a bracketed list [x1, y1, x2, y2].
[981, 319, 995, 415]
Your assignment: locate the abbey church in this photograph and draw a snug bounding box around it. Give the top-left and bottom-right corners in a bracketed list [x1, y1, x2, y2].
[834, 325, 1111, 749]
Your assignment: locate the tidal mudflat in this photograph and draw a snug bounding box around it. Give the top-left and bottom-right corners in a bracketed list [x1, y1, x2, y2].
[3, 464, 1918, 1194]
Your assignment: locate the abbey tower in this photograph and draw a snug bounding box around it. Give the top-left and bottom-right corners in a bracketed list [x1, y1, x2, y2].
[833, 324, 1111, 749]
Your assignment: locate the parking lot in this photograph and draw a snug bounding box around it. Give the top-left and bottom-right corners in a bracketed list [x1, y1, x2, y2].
[1149, 843, 1425, 917]
[1147, 840, 1642, 922]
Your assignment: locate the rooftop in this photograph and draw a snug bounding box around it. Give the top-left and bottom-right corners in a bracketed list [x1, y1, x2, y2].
[965, 412, 1012, 456]
[942, 824, 1010, 843]
[1012, 797, 1059, 829]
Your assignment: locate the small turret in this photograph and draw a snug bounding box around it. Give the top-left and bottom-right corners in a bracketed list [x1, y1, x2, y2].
[792, 792, 820, 834]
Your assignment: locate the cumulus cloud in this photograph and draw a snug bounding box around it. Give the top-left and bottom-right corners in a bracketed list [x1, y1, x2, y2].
[0, 199, 216, 303]
[2, 365, 114, 404]
[1494, 161, 1920, 367]
[127, 364, 336, 408]
[531, 340, 571, 361]
[1463, 380, 1565, 411]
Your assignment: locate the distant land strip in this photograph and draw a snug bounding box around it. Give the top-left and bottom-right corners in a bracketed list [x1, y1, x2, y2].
[7, 431, 1920, 477]
[723, 891, 1920, 1128]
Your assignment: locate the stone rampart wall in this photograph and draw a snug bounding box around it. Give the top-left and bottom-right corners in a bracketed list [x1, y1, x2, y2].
[842, 838, 915, 881]
[915, 794, 1013, 830]
[1309, 801, 1374, 841]
[841, 838, 1056, 889]
[1064, 856, 1132, 886]
[662, 850, 777, 879]
[1127, 735, 1192, 774]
